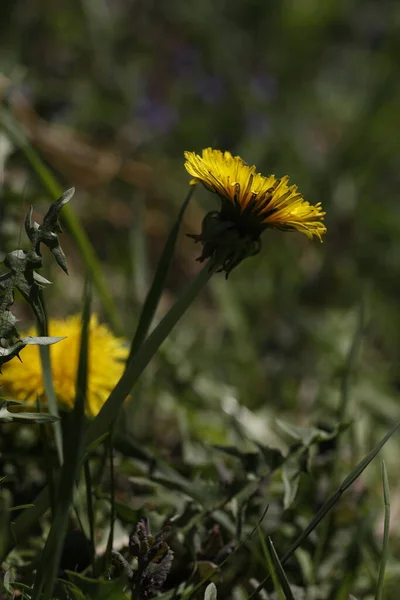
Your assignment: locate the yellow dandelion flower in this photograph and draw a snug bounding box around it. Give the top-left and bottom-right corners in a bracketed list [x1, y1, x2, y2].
[184, 148, 326, 275]
[0, 314, 128, 417]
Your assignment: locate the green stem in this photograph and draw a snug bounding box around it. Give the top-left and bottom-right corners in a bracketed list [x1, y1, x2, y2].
[36, 292, 63, 465]
[257, 528, 285, 600]
[84, 262, 216, 448]
[38, 345, 63, 465]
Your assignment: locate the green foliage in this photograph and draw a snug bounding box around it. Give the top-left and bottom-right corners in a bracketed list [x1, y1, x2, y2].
[0, 398, 60, 424]
[0, 190, 72, 366]
[1, 1, 400, 599]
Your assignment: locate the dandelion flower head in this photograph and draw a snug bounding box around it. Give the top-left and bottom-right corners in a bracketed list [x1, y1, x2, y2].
[184, 148, 326, 275]
[0, 314, 128, 417]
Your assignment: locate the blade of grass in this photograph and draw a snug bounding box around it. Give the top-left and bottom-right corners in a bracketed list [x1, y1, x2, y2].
[312, 299, 365, 576]
[39, 416, 56, 517]
[257, 528, 285, 600]
[104, 435, 116, 571]
[8, 486, 50, 553]
[337, 299, 366, 423]
[127, 186, 195, 362]
[31, 282, 91, 600]
[128, 191, 148, 305]
[249, 418, 400, 599]
[267, 538, 295, 600]
[83, 459, 96, 576]
[0, 108, 121, 334]
[327, 515, 366, 600]
[0, 489, 11, 562]
[375, 460, 390, 600]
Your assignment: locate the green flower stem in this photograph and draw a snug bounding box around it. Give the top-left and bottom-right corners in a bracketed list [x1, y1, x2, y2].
[0, 108, 122, 334]
[85, 261, 216, 447]
[36, 292, 63, 466]
[38, 345, 63, 465]
[7, 262, 216, 555]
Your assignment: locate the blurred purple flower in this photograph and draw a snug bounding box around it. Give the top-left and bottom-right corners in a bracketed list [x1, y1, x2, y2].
[196, 75, 225, 105]
[245, 111, 271, 137]
[172, 45, 201, 77]
[249, 73, 278, 102]
[136, 96, 178, 135]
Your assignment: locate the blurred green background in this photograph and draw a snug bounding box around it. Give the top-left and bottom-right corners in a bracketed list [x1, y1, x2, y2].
[1, 0, 400, 597]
